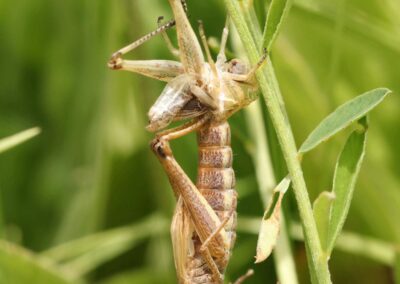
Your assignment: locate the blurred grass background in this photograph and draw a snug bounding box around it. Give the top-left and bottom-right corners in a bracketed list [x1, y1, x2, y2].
[0, 0, 399, 283]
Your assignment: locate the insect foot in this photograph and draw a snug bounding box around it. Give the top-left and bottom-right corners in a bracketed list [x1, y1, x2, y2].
[150, 138, 171, 159]
[107, 52, 123, 70]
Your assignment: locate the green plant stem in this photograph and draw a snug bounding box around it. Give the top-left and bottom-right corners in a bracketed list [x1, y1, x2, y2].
[224, 1, 331, 283]
[233, 8, 298, 281]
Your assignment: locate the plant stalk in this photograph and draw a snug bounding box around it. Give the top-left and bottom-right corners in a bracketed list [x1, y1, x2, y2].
[224, 0, 332, 282]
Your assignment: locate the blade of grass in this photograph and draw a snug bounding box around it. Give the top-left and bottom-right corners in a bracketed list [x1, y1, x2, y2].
[100, 267, 174, 284]
[0, 127, 41, 240]
[294, 0, 400, 54]
[289, 222, 397, 266]
[42, 214, 168, 277]
[239, 1, 263, 46]
[0, 240, 79, 284]
[262, 0, 293, 52]
[0, 127, 41, 154]
[299, 88, 390, 153]
[326, 117, 368, 255]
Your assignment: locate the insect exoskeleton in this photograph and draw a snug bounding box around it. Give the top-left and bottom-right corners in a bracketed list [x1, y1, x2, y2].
[108, 1, 267, 282]
[146, 58, 258, 133]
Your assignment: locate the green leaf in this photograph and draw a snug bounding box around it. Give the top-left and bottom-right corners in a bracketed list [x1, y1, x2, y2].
[42, 214, 168, 277]
[299, 88, 390, 153]
[326, 117, 368, 255]
[100, 268, 174, 284]
[262, 0, 293, 52]
[255, 176, 290, 263]
[289, 222, 396, 266]
[0, 240, 78, 284]
[0, 127, 41, 154]
[313, 191, 335, 252]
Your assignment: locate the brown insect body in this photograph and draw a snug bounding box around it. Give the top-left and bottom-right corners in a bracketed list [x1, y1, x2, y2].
[153, 121, 235, 284]
[109, 1, 266, 282]
[192, 121, 237, 283]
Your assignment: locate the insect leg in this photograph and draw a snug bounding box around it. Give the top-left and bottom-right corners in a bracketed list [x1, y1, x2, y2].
[110, 59, 183, 82]
[216, 17, 230, 66]
[152, 119, 228, 283]
[231, 269, 255, 284]
[157, 16, 180, 58]
[190, 85, 219, 109]
[231, 48, 268, 83]
[108, 19, 176, 69]
[168, 0, 205, 75]
[198, 20, 217, 75]
[150, 116, 230, 258]
[155, 113, 211, 140]
[180, 0, 188, 13]
[151, 115, 211, 199]
[200, 247, 224, 283]
[199, 202, 235, 254]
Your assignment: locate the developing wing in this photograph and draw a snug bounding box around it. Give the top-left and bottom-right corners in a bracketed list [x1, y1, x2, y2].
[147, 74, 194, 132]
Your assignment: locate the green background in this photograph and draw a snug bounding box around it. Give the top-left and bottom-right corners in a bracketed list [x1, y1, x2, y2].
[0, 0, 399, 283]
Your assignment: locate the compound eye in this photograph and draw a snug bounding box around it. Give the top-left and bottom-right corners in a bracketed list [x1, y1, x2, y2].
[228, 59, 248, 75]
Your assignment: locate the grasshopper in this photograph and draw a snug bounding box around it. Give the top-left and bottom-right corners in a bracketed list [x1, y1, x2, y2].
[108, 1, 266, 283]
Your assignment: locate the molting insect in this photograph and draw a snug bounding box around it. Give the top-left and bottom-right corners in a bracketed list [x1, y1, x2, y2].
[108, 0, 266, 283]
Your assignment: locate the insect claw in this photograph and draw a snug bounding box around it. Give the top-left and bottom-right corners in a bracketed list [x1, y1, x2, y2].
[258, 48, 268, 67]
[108, 52, 123, 70]
[262, 47, 267, 55]
[157, 16, 164, 24]
[261, 48, 268, 62]
[150, 138, 171, 159]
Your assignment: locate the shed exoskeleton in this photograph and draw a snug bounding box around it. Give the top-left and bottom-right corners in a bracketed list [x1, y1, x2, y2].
[108, 0, 266, 282]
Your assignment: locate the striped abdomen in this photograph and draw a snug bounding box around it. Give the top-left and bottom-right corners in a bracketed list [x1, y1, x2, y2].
[187, 121, 237, 283]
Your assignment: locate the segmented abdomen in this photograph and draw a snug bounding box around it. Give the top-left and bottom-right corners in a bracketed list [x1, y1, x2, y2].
[187, 120, 237, 283]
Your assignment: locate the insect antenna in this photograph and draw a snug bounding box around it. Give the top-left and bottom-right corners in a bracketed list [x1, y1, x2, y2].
[110, 19, 176, 60]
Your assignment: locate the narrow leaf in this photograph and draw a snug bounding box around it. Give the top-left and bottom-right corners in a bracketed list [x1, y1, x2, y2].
[262, 0, 293, 52]
[0, 240, 77, 284]
[43, 214, 167, 276]
[0, 127, 41, 154]
[299, 88, 390, 153]
[326, 117, 368, 255]
[313, 191, 335, 252]
[101, 268, 172, 284]
[255, 177, 290, 263]
[395, 253, 400, 284]
[289, 222, 396, 266]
